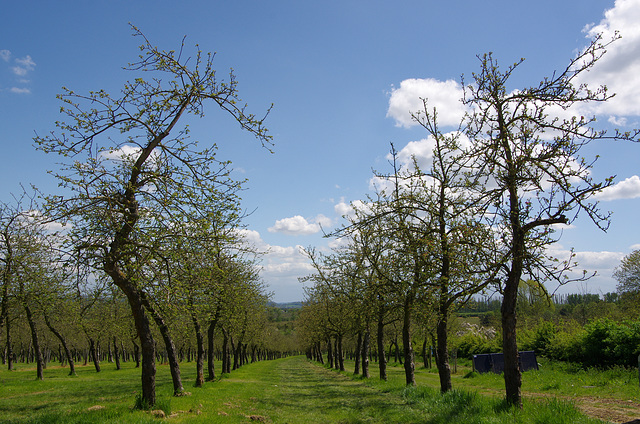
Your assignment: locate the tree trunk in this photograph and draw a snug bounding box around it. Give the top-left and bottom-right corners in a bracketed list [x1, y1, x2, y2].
[327, 338, 333, 368]
[361, 329, 370, 378]
[191, 310, 205, 387]
[43, 314, 75, 375]
[502, 271, 522, 407]
[124, 289, 155, 405]
[132, 340, 141, 368]
[141, 294, 183, 395]
[402, 294, 415, 386]
[24, 304, 44, 380]
[89, 337, 101, 372]
[5, 317, 13, 371]
[337, 334, 345, 371]
[377, 310, 387, 381]
[436, 313, 452, 392]
[354, 331, 362, 375]
[206, 319, 217, 381]
[113, 337, 121, 370]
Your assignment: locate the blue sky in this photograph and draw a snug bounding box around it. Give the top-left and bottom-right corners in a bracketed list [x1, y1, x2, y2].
[2, 0, 639, 302]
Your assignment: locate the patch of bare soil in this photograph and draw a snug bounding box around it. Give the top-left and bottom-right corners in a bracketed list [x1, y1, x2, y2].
[523, 392, 640, 424]
[574, 397, 640, 424]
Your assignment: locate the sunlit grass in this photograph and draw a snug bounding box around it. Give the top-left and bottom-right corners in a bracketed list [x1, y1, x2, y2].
[0, 356, 622, 423]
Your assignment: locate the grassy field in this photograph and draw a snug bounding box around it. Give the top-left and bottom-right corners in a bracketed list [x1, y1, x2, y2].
[0, 356, 639, 423]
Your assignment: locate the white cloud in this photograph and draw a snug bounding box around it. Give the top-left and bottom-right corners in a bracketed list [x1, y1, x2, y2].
[11, 55, 36, 77]
[0, 50, 10, 62]
[334, 199, 371, 219]
[268, 214, 330, 236]
[235, 228, 313, 301]
[387, 78, 466, 128]
[576, 0, 640, 119]
[595, 175, 640, 200]
[15, 55, 35, 68]
[9, 87, 30, 94]
[100, 145, 142, 161]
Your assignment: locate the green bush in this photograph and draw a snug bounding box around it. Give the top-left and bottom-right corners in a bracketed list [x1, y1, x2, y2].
[453, 332, 502, 359]
[541, 318, 640, 367]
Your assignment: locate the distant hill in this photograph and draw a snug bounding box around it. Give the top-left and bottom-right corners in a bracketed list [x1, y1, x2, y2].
[268, 301, 303, 309]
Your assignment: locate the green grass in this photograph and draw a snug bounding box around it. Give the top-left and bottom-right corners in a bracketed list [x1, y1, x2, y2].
[0, 356, 628, 423]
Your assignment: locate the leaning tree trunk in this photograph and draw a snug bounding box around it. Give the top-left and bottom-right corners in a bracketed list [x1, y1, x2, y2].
[88, 337, 101, 373]
[43, 314, 75, 375]
[24, 304, 44, 380]
[105, 270, 156, 406]
[141, 293, 184, 395]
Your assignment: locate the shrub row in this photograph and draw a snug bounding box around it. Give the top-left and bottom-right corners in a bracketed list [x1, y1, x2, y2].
[453, 318, 640, 368]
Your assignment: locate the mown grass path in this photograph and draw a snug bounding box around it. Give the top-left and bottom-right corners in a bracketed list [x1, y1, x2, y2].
[224, 356, 426, 423]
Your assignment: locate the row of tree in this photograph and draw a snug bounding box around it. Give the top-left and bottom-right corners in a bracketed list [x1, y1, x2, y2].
[298, 33, 639, 407]
[1, 26, 280, 407]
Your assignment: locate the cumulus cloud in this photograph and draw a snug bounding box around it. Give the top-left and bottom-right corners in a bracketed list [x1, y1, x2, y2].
[334, 199, 372, 220]
[268, 214, 332, 236]
[236, 228, 314, 301]
[595, 175, 640, 200]
[387, 78, 466, 128]
[0, 50, 10, 62]
[100, 145, 143, 161]
[576, 0, 640, 120]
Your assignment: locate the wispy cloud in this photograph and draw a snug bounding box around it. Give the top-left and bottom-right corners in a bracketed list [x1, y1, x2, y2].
[9, 87, 31, 94]
[2, 50, 35, 94]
